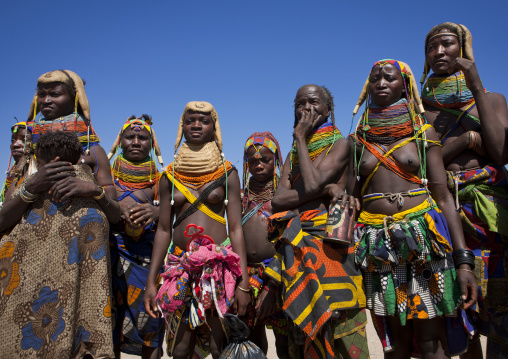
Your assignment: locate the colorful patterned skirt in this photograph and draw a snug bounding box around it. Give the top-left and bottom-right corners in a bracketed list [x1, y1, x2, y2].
[156, 235, 242, 356]
[355, 199, 461, 324]
[265, 209, 366, 359]
[355, 199, 473, 354]
[109, 228, 165, 355]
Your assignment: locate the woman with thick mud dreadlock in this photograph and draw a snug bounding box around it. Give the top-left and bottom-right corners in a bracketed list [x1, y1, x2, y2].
[240, 131, 289, 358]
[268, 84, 369, 359]
[143, 101, 250, 359]
[107, 115, 165, 359]
[0, 121, 33, 205]
[421, 22, 508, 358]
[346, 59, 477, 358]
[26, 70, 120, 224]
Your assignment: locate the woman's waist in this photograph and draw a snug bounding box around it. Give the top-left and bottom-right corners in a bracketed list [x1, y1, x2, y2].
[359, 198, 434, 226]
[172, 228, 229, 250]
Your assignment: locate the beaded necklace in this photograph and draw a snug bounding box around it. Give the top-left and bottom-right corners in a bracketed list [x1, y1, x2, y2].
[31, 113, 100, 152]
[242, 178, 275, 212]
[421, 71, 474, 109]
[112, 154, 159, 190]
[290, 121, 344, 166]
[357, 99, 414, 145]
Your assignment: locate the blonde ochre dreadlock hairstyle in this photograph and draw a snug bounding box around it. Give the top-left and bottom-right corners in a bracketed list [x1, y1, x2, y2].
[27, 70, 100, 156]
[242, 132, 283, 212]
[168, 101, 232, 207]
[420, 22, 474, 86]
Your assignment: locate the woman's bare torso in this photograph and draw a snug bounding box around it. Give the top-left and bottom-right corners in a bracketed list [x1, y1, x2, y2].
[172, 180, 228, 249]
[357, 138, 426, 215]
[242, 200, 275, 263]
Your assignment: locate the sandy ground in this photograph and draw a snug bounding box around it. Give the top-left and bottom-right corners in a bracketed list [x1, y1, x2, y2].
[123, 311, 487, 358]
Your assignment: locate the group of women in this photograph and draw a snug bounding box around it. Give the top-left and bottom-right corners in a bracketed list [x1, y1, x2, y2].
[0, 21, 506, 359]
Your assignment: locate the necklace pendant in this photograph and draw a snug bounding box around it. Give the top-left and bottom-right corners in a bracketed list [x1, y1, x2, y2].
[357, 176, 361, 181]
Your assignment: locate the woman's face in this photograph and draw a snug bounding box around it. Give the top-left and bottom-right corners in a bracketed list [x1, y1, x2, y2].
[426, 28, 461, 75]
[182, 111, 215, 144]
[246, 145, 275, 182]
[36, 83, 74, 120]
[10, 128, 32, 162]
[121, 126, 152, 161]
[368, 64, 404, 107]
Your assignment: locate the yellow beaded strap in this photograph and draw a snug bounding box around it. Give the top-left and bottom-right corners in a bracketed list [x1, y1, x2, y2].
[165, 171, 226, 226]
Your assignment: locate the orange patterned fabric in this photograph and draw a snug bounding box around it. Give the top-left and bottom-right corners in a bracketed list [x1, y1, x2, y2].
[265, 209, 365, 359]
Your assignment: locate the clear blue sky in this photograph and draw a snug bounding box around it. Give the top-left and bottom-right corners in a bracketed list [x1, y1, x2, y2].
[1, 0, 507, 175]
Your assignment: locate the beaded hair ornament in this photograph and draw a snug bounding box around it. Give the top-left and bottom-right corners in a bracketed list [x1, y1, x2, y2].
[108, 115, 163, 204]
[242, 132, 283, 210]
[107, 115, 164, 166]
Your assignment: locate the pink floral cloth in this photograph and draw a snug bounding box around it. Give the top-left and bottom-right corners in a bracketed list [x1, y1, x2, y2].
[156, 233, 242, 320]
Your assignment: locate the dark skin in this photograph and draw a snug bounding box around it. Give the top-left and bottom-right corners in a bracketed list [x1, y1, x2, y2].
[243, 146, 277, 264]
[10, 128, 32, 162]
[268, 85, 351, 355]
[0, 155, 75, 232]
[424, 29, 508, 170]
[424, 27, 508, 359]
[334, 64, 477, 359]
[113, 126, 159, 232]
[112, 125, 159, 359]
[143, 110, 250, 359]
[35, 82, 120, 223]
[242, 144, 288, 358]
[271, 85, 350, 214]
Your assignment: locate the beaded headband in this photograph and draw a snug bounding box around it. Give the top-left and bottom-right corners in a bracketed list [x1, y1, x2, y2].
[244, 137, 278, 156]
[427, 32, 458, 42]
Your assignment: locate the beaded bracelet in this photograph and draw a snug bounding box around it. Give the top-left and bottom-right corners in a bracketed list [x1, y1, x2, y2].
[19, 184, 39, 203]
[453, 248, 475, 270]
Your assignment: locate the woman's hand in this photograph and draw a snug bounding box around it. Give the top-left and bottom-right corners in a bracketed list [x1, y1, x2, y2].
[25, 157, 75, 194]
[255, 287, 277, 320]
[294, 107, 322, 140]
[448, 58, 482, 92]
[143, 283, 160, 319]
[325, 184, 361, 211]
[233, 287, 251, 316]
[128, 203, 159, 226]
[48, 176, 102, 202]
[456, 264, 478, 310]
